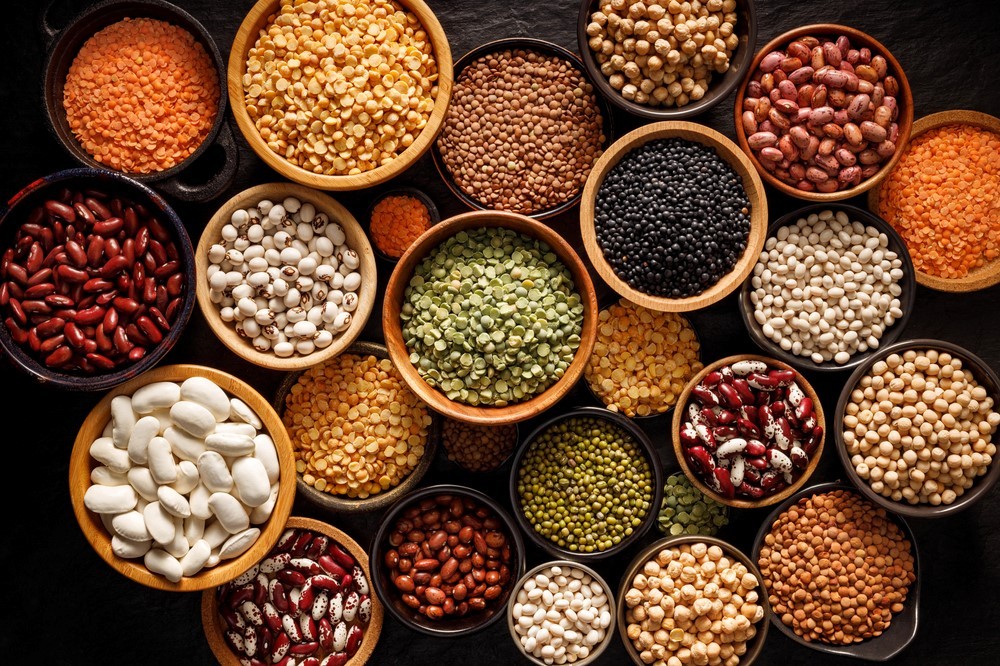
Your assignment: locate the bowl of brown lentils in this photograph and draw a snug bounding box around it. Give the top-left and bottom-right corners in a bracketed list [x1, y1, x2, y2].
[432, 37, 613, 219]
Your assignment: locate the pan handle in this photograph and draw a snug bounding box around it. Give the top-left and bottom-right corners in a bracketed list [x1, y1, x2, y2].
[155, 118, 241, 203]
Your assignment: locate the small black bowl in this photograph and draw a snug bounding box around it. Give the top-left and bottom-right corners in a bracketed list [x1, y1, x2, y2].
[751, 481, 921, 661]
[40, 0, 237, 202]
[576, 0, 758, 120]
[369, 483, 526, 637]
[834, 338, 1000, 519]
[509, 405, 664, 562]
[364, 187, 442, 265]
[431, 36, 615, 220]
[738, 203, 917, 373]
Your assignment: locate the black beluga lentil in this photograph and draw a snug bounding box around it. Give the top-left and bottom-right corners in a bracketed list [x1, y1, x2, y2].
[594, 138, 752, 298]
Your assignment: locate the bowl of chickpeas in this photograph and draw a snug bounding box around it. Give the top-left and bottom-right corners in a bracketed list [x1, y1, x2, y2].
[834, 338, 1000, 518]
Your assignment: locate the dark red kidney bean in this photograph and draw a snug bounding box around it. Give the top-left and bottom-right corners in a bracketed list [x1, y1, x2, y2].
[147, 217, 171, 244]
[128, 346, 147, 361]
[44, 345, 73, 367]
[34, 317, 65, 338]
[64, 240, 87, 267]
[84, 197, 110, 220]
[100, 255, 129, 278]
[135, 226, 149, 255]
[63, 322, 86, 349]
[73, 202, 96, 225]
[85, 352, 115, 370]
[24, 283, 56, 298]
[155, 285, 168, 312]
[56, 264, 88, 283]
[83, 278, 113, 293]
[94, 218, 123, 237]
[5, 317, 28, 344]
[39, 333, 66, 353]
[103, 238, 121, 259]
[26, 243, 44, 274]
[6, 263, 28, 285]
[122, 238, 135, 265]
[8, 298, 26, 325]
[44, 294, 74, 308]
[45, 200, 76, 221]
[74, 305, 105, 326]
[27, 268, 54, 288]
[102, 307, 118, 334]
[148, 239, 167, 265]
[142, 278, 157, 304]
[154, 261, 180, 279]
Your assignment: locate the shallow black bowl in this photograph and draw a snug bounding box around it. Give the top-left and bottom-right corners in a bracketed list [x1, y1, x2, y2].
[364, 186, 442, 265]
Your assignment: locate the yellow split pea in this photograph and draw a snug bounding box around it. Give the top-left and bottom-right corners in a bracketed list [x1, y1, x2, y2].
[282, 353, 432, 498]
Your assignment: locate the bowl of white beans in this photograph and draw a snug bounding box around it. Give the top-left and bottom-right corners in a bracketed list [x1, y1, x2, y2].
[195, 182, 377, 372]
[738, 203, 916, 373]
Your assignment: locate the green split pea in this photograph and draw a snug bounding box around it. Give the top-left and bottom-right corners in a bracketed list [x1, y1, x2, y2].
[657, 472, 729, 537]
[400, 226, 584, 406]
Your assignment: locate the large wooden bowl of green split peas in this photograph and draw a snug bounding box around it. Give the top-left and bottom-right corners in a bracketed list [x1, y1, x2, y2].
[383, 210, 599, 426]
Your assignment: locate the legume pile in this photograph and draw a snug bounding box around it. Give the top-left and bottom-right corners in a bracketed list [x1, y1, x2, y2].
[436, 47, 606, 216]
[586, 298, 702, 417]
[658, 472, 730, 537]
[594, 137, 751, 298]
[281, 353, 432, 498]
[369, 193, 433, 259]
[516, 415, 654, 554]
[758, 489, 916, 645]
[243, 0, 438, 176]
[441, 418, 518, 473]
[400, 226, 584, 407]
[843, 348, 998, 506]
[876, 124, 1000, 279]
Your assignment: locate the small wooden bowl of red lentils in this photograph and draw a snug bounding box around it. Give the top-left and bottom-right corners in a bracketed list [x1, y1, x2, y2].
[365, 187, 442, 264]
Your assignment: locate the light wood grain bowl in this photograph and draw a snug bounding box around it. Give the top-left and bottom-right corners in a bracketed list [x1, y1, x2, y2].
[733, 23, 914, 203]
[616, 535, 771, 666]
[867, 110, 1000, 292]
[671, 354, 826, 509]
[201, 515, 383, 665]
[383, 210, 599, 426]
[271, 340, 440, 514]
[195, 182, 377, 371]
[68, 364, 297, 592]
[579, 121, 768, 313]
[227, 0, 452, 191]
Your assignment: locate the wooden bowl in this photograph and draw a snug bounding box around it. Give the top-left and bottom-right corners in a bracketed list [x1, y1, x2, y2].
[576, 0, 758, 120]
[580, 121, 768, 313]
[733, 24, 914, 202]
[195, 182, 377, 372]
[737, 202, 917, 374]
[671, 354, 826, 509]
[383, 210, 599, 426]
[68, 364, 297, 591]
[227, 0, 452, 191]
[617, 535, 771, 665]
[202, 515, 383, 665]
[833, 338, 1000, 519]
[271, 340, 440, 515]
[751, 481, 920, 661]
[430, 37, 615, 220]
[867, 110, 1000, 292]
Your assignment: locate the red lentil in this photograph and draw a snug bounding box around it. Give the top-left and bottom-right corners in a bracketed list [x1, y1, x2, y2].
[369, 194, 432, 259]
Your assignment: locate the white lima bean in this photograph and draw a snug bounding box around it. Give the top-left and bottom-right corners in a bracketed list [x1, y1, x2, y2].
[750, 209, 905, 365]
[84, 377, 280, 581]
[206, 196, 364, 358]
[511, 565, 612, 664]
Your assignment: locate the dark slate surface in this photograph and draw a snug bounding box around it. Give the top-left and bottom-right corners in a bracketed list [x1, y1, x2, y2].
[3, 0, 1000, 663]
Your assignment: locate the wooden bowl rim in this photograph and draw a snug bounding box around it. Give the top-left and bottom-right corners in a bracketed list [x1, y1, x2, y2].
[737, 202, 917, 373]
[226, 0, 453, 191]
[670, 353, 827, 509]
[271, 340, 441, 513]
[832, 337, 1000, 518]
[201, 515, 384, 666]
[67, 363, 297, 591]
[195, 181, 377, 371]
[579, 120, 769, 312]
[867, 109, 1000, 292]
[732, 22, 915, 202]
[382, 209, 599, 425]
[616, 534, 772, 666]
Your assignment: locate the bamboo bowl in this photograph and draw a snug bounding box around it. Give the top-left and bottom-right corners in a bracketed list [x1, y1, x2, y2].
[228, 0, 452, 191]
[671, 354, 826, 509]
[579, 121, 768, 313]
[733, 24, 914, 203]
[68, 364, 297, 591]
[202, 515, 384, 665]
[195, 182, 377, 371]
[383, 210, 599, 426]
[867, 110, 1000, 292]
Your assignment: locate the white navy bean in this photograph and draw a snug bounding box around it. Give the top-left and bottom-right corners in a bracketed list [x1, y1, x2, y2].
[112, 534, 151, 559]
[127, 415, 160, 465]
[181, 539, 213, 576]
[144, 548, 183, 583]
[180, 376, 232, 422]
[128, 467, 160, 502]
[232, 457, 272, 508]
[157, 485, 192, 518]
[198, 451, 235, 493]
[147, 436, 178, 485]
[220, 528, 261, 560]
[90, 436, 131, 474]
[110, 395, 136, 449]
[204, 432, 256, 456]
[91, 466, 129, 487]
[208, 492, 251, 534]
[170, 401, 217, 439]
[130, 381, 181, 414]
[111, 510, 151, 542]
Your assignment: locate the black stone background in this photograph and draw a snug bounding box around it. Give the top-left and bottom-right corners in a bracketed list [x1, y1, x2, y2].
[3, 0, 999, 663]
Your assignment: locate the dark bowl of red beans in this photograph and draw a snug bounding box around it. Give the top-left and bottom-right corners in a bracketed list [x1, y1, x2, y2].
[0, 167, 196, 392]
[369, 483, 526, 637]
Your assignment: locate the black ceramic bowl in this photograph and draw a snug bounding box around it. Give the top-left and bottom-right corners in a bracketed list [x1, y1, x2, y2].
[751, 481, 920, 661]
[509, 406, 664, 562]
[576, 0, 757, 120]
[364, 186, 442, 264]
[834, 338, 1000, 519]
[738, 203, 916, 374]
[370, 484, 526, 637]
[431, 37, 615, 220]
[41, 0, 237, 202]
[0, 167, 197, 391]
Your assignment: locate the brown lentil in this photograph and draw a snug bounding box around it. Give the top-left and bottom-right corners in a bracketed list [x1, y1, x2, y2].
[282, 353, 432, 498]
[758, 489, 916, 645]
[63, 17, 219, 174]
[442, 418, 518, 473]
[843, 348, 999, 505]
[243, 0, 438, 176]
[436, 48, 606, 215]
[585, 298, 702, 417]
